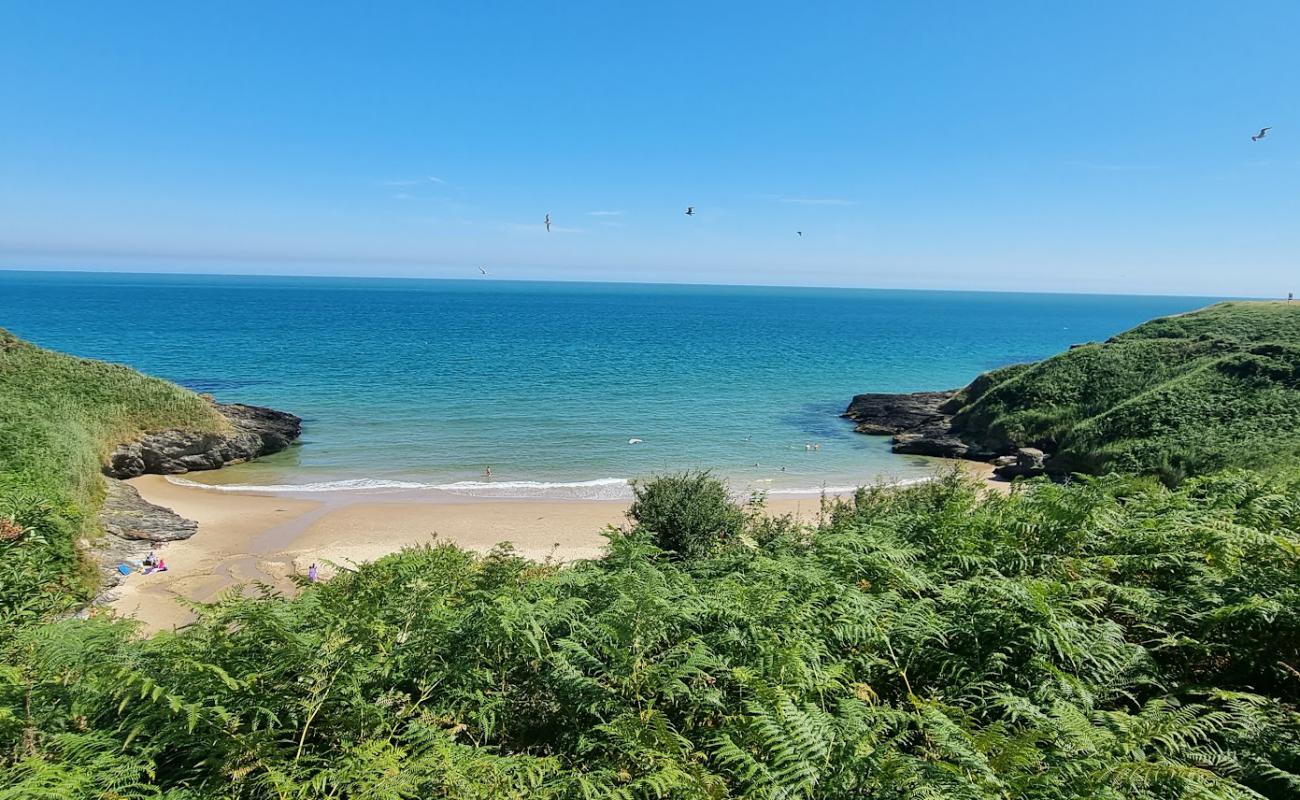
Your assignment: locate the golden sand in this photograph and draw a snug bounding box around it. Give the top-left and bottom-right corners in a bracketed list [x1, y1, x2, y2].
[109, 462, 1004, 632]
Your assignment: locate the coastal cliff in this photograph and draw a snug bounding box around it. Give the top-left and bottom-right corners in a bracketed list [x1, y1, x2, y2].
[0, 326, 306, 609]
[95, 400, 302, 593]
[842, 390, 970, 458]
[846, 301, 1300, 484]
[105, 401, 302, 479]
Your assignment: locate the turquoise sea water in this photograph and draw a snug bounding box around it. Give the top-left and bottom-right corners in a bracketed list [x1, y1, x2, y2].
[0, 271, 1220, 498]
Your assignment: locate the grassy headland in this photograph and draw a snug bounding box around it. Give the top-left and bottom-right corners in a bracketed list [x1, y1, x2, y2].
[0, 328, 227, 615]
[947, 301, 1300, 483]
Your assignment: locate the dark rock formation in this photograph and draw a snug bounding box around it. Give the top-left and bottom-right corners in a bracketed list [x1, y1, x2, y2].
[845, 387, 1057, 478]
[106, 402, 301, 479]
[843, 390, 975, 458]
[100, 479, 197, 542]
[842, 391, 956, 435]
[892, 425, 972, 458]
[92, 479, 199, 598]
[993, 447, 1048, 479]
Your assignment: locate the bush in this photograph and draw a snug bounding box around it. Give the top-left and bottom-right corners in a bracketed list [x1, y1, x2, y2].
[628, 471, 744, 559]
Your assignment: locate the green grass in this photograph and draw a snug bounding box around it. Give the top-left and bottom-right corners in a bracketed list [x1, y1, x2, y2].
[0, 328, 228, 613]
[948, 302, 1300, 483]
[0, 328, 227, 508]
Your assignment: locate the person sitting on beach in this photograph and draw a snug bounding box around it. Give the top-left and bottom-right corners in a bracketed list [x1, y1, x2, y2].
[154, 558, 167, 573]
[143, 550, 156, 568]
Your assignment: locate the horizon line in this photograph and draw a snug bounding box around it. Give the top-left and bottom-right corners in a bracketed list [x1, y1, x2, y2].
[0, 264, 1254, 302]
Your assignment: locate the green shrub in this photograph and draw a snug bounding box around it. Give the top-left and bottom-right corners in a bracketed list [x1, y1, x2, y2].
[628, 471, 745, 559]
[0, 490, 80, 633]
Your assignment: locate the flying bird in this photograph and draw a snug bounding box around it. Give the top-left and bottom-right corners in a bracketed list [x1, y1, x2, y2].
[796, 231, 803, 237]
[685, 206, 695, 216]
[1252, 127, 1271, 142]
[479, 267, 488, 275]
[544, 213, 552, 232]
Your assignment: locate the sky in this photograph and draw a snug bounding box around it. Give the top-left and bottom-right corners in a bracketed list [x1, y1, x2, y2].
[0, 1, 1296, 296]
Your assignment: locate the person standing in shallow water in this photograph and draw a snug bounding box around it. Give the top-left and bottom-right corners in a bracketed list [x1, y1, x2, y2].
[308, 563, 318, 583]
[484, 466, 492, 480]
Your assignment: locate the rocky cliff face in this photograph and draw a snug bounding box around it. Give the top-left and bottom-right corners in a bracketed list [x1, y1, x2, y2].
[842, 391, 956, 435]
[842, 390, 975, 459]
[843, 390, 1047, 478]
[92, 479, 199, 597]
[92, 401, 301, 602]
[105, 402, 301, 479]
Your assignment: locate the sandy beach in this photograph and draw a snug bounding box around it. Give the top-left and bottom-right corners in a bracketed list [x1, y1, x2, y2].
[108, 464, 1002, 632]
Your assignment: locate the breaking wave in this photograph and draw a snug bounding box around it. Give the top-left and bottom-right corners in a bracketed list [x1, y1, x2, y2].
[166, 476, 634, 500]
[166, 474, 928, 501]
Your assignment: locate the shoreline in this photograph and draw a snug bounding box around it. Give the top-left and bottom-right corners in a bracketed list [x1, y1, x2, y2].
[107, 463, 1003, 632]
[167, 467, 948, 502]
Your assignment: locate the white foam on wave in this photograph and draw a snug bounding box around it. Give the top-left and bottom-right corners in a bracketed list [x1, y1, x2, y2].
[166, 477, 430, 493]
[165, 475, 633, 500]
[166, 475, 932, 501]
[763, 476, 933, 497]
[431, 478, 632, 500]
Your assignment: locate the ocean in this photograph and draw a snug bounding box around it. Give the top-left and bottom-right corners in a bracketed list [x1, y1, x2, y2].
[0, 270, 1220, 499]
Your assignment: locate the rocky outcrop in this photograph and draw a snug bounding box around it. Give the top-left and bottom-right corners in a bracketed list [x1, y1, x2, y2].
[100, 479, 197, 542]
[842, 391, 957, 435]
[892, 425, 973, 459]
[843, 390, 975, 459]
[91, 400, 299, 603]
[92, 479, 199, 598]
[105, 402, 301, 479]
[845, 390, 1055, 477]
[992, 447, 1048, 479]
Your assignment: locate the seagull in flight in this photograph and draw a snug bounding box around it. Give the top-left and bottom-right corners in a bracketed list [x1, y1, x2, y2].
[685, 206, 695, 216]
[544, 213, 552, 232]
[479, 267, 488, 275]
[1252, 127, 1271, 142]
[796, 231, 803, 237]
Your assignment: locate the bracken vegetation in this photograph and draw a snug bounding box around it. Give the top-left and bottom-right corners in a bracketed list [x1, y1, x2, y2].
[3, 316, 1300, 797]
[3, 470, 1300, 798]
[947, 302, 1300, 484]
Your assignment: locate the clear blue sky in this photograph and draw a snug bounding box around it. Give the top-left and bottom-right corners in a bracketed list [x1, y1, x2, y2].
[1, 2, 1296, 296]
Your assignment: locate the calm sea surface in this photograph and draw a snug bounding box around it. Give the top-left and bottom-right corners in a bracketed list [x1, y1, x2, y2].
[0, 271, 1220, 498]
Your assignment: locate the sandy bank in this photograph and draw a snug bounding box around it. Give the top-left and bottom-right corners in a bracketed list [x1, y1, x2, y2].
[108, 464, 1004, 632]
